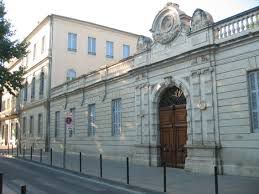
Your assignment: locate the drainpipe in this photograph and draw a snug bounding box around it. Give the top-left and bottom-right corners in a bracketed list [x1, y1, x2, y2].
[45, 15, 54, 152]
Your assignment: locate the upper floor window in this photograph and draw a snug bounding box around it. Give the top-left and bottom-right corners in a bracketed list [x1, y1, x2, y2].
[39, 71, 44, 96]
[112, 98, 121, 136]
[88, 104, 96, 136]
[123, 44, 130, 58]
[1, 100, 5, 111]
[68, 32, 77, 52]
[88, 37, 96, 55]
[106, 41, 114, 58]
[23, 81, 28, 102]
[41, 36, 45, 54]
[31, 77, 36, 99]
[66, 69, 76, 81]
[249, 70, 259, 132]
[33, 43, 37, 60]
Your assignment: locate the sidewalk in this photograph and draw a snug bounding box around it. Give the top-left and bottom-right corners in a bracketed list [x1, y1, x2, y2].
[1, 148, 259, 194]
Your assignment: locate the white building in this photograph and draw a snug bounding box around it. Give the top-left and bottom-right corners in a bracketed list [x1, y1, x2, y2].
[49, 3, 259, 177]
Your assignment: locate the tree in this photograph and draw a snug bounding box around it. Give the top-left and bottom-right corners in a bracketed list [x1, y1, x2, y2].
[0, 0, 28, 110]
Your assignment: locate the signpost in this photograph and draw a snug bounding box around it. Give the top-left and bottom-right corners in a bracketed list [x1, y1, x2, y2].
[63, 112, 73, 168]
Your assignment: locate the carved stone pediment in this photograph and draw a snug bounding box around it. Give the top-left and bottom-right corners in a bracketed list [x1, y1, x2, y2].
[136, 35, 152, 52]
[191, 9, 214, 32]
[150, 2, 182, 44]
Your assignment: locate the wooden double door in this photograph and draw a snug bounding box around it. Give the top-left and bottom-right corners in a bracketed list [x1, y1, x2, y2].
[160, 104, 187, 168]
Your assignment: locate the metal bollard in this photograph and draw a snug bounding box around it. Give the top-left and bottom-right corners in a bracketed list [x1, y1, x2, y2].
[30, 146, 32, 161]
[50, 148, 52, 166]
[21, 185, 26, 194]
[100, 154, 102, 178]
[17, 146, 18, 157]
[23, 148, 25, 159]
[0, 173, 3, 194]
[7, 144, 9, 155]
[214, 166, 219, 194]
[12, 144, 13, 155]
[40, 149, 42, 163]
[163, 162, 166, 192]
[79, 152, 82, 173]
[126, 157, 129, 184]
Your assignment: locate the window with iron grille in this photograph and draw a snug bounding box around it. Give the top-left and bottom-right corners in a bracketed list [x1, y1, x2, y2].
[22, 117, 26, 135]
[38, 113, 43, 137]
[31, 77, 36, 99]
[39, 72, 44, 96]
[55, 111, 60, 137]
[29, 116, 34, 136]
[248, 70, 259, 132]
[88, 104, 96, 136]
[112, 99, 121, 136]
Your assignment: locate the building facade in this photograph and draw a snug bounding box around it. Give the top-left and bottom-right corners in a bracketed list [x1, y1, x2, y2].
[0, 15, 139, 149]
[50, 3, 259, 177]
[1, 3, 259, 177]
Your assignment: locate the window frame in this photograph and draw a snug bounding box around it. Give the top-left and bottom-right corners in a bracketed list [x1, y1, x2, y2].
[88, 37, 96, 55]
[111, 98, 122, 136]
[67, 32, 77, 52]
[88, 104, 96, 136]
[39, 71, 44, 96]
[248, 70, 259, 132]
[38, 113, 43, 137]
[106, 41, 114, 58]
[54, 111, 60, 138]
[66, 69, 76, 81]
[29, 115, 34, 136]
[123, 44, 130, 58]
[31, 77, 36, 99]
[41, 36, 45, 54]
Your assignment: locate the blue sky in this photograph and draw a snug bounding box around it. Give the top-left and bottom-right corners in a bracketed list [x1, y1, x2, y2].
[4, 0, 259, 41]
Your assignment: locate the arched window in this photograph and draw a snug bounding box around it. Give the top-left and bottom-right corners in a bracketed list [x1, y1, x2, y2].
[23, 81, 28, 101]
[31, 77, 36, 99]
[39, 71, 44, 96]
[66, 69, 76, 81]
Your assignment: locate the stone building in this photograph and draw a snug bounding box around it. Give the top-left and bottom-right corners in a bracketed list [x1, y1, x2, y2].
[50, 3, 259, 177]
[0, 14, 139, 149]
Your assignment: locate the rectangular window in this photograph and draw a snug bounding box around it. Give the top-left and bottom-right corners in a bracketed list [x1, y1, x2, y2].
[106, 41, 114, 58]
[112, 99, 121, 136]
[88, 37, 96, 55]
[23, 82, 28, 102]
[123, 44, 130, 58]
[38, 113, 43, 137]
[68, 32, 77, 51]
[41, 36, 45, 54]
[249, 71, 259, 132]
[88, 104, 96, 136]
[55, 111, 60, 137]
[33, 43, 36, 60]
[29, 116, 34, 136]
[70, 108, 76, 133]
[22, 117, 26, 135]
[1, 100, 5, 111]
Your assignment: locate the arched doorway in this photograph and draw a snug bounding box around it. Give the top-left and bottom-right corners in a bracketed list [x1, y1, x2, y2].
[159, 86, 187, 168]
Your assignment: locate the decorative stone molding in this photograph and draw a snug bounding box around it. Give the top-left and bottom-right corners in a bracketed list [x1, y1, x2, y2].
[150, 2, 181, 44]
[136, 35, 152, 52]
[191, 8, 214, 32]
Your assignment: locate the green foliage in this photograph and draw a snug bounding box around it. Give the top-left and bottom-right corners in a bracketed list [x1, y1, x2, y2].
[0, 0, 28, 95]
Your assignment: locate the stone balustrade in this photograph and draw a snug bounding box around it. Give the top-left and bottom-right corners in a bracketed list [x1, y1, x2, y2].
[214, 6, 259, 41]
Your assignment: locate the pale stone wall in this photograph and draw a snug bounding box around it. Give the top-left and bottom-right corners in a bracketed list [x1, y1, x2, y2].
[51, 15, 139, 88]
[215, 41, 259, 177]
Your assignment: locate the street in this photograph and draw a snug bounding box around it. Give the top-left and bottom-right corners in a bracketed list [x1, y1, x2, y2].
[0, 156, 147, 194]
